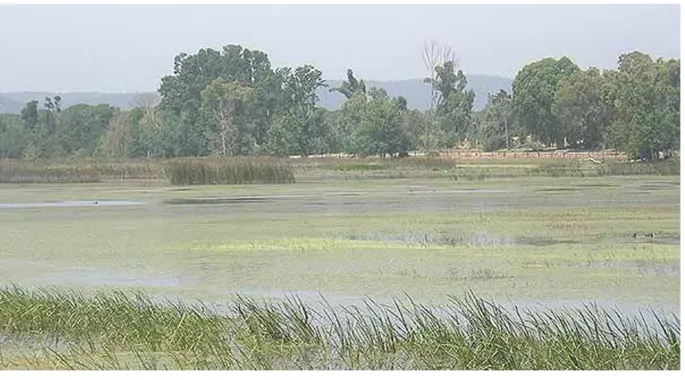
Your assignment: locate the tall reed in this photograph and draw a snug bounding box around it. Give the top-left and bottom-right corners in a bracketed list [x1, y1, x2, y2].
[596, 160, 680, 176]
[166, 157, 295, 186]
[0, 286, 678, 370]
[0, 160, 101, 183]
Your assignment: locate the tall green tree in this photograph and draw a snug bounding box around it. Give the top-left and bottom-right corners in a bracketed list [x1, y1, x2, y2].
[356, 96, 408, 157]
[20, 100, 39, 133]
[99, 110, 134, 158]
[159, 44, 279, 156]
[126, 94, 183, 158]
[19, 99, 64, 158]
[426, 61, 475, 148]
[56, 104, 115, 157]
[552, 68, 611, 149]
[264, 65, 331, 156]
[610, 52, 680, 159]
[200, 78, 255, 156]
[0, 115, 28, 158]
[335, 92, 368, 155]
[476, 90, 515, 151]
[512, 57, 580, 147]
[265, 108, 331, 157]
[334, 88, 412, 157]
[43, 96, 61, 134]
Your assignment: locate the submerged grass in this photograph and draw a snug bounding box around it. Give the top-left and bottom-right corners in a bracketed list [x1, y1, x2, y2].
[0, 286, 678, 370]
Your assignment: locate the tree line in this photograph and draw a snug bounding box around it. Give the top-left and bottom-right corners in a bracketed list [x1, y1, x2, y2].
[0, 44, 679, 161]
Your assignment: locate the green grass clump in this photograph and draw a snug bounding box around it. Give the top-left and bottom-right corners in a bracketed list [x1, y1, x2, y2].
[0, 286, 678, 370]
[166, 157, 295, 186]
[0, 286, 230, 354]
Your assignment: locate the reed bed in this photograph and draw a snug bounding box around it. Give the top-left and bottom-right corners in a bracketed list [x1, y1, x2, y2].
[596, 160, 680, 176]
[0, 159, 166, 183]
[291, 156, 458, 172]
[0, 286, 678, 370]
[166, 157, 295, 186]
[0, 158, 295, 185]
[526, 159, 680, 177]
[0, 156, 678, 184]
[0, 160, 102, 183]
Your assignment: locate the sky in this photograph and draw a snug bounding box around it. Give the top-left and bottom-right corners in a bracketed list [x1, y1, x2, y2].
[0, 4, 680, 93]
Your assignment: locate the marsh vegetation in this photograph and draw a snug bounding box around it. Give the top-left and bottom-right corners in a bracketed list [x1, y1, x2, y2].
[0, 155, 679, 370]
[0, 286, 679, 370]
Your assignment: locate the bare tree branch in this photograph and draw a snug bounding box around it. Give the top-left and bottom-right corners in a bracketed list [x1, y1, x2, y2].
[135, 94, 162, 133]
[422, 40, 457, 111]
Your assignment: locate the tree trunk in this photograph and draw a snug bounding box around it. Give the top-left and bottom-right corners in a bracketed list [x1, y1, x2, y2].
[504, 117, 509, 150]
[220, 128, 228, 157]
[215, 110, 231, 157]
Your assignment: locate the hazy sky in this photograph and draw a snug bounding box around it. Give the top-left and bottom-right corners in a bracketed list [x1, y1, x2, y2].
[0, 4, 680, 93]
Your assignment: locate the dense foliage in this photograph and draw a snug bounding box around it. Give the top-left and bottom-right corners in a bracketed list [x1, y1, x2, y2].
[0, 45, 679, 160]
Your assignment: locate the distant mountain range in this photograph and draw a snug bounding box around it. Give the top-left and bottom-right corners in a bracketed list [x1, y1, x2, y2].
[0, 92, 153, 114]
[0, 75, 512, 115]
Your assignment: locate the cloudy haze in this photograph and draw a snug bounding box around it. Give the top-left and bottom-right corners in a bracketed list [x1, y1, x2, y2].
[0, 4, 680, 93]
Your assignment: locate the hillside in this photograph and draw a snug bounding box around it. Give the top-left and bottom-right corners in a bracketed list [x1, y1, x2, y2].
[0, 74, 511, 114]
[0, 92, 153, 114]
[0, 95, 24, 115]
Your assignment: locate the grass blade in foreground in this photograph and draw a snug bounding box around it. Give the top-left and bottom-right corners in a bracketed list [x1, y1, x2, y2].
[0, 286, 679, 370]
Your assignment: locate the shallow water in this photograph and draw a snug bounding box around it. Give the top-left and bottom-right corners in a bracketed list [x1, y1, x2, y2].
[37, 267, 191, 289]
[168, 287, 682, 327]
[164, 189, 513, 206]
[0, 200, 144, 209]
[12, 262, 679, 322]
[0, 177, 678, 331]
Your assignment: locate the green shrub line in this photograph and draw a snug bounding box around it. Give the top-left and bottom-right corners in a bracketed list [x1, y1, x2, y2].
[0, 286, 679, 370]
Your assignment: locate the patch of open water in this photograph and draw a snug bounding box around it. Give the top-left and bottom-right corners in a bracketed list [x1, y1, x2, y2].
[163, 188, 513, 206]
[35, 267, 192, 289]
[0, 200, 144, 209]
[178, 289, 681, 333]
